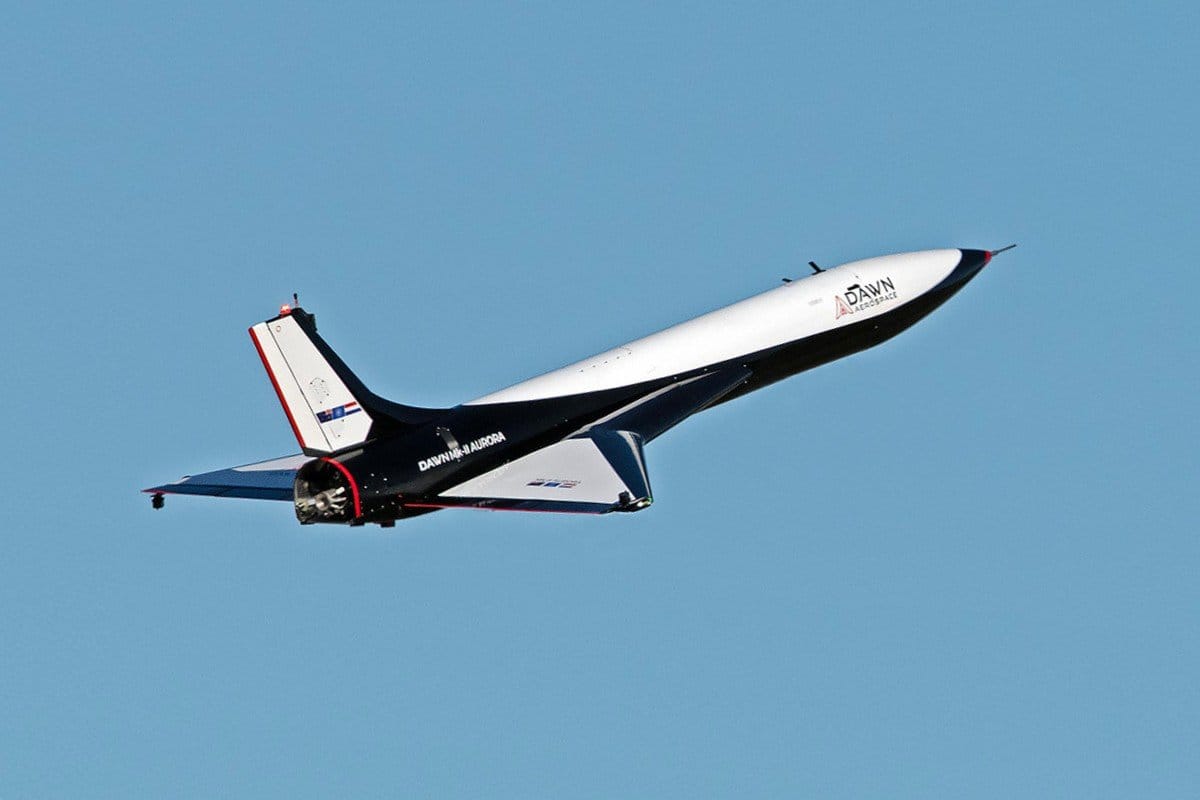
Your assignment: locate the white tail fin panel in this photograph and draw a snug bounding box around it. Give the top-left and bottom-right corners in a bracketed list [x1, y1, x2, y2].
[250, 315, 374, 453]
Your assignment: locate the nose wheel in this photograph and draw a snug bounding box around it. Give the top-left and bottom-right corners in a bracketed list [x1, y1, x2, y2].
[151, 492, 165, 510]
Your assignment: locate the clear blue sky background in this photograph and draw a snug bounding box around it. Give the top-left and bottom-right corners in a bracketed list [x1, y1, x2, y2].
[3, 3, 1197, 797]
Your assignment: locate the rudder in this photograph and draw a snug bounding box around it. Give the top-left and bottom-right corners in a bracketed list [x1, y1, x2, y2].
[249, 307, 440, 454]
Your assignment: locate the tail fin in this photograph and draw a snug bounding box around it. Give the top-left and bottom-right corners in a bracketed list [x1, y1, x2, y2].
[249, 307, 442, 454]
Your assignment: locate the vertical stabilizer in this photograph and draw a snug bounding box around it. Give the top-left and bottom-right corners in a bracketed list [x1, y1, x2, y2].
[250, 312, 375, 453]
[249, 307, 442, 454]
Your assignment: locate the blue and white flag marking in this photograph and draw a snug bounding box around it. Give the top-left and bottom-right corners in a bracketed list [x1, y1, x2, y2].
[316, 401, 362, 423]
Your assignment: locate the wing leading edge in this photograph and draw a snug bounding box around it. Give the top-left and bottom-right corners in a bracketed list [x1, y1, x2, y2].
[144, 454, 309, 501]
[580, 366, 751, 442]
[410, 367, 749, 516]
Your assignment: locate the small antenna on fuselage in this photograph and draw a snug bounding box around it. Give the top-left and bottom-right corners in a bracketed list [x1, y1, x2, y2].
[808, 261, 823, 274]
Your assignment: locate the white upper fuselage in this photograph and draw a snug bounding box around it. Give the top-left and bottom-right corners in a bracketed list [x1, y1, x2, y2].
[469, 249, 963, 405]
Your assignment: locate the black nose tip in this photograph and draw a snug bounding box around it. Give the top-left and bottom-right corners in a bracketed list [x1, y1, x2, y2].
[961, 248, 992, 269]
[932, 249, 992, 293]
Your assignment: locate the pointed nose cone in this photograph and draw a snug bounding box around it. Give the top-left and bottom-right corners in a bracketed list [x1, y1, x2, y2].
[960, 247, 992, 272]
[934, 248, 992, 292]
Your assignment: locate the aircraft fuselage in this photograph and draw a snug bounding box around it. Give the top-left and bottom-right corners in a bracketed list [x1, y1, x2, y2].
[147, 247, 1000, 524]
[331, 248, 994, 522]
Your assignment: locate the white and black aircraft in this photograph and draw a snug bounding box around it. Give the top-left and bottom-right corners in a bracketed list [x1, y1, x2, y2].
[146, 246, 1010, 526]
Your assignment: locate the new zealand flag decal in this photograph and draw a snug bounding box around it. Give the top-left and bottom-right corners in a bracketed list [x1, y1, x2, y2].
[316, 401, 361, 423]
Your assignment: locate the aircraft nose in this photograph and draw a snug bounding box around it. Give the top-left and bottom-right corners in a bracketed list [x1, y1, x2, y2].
[936, 248, 992, 291]
[960, 247, 993, 273]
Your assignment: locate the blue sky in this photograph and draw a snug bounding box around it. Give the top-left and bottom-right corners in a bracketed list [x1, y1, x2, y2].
[2, 2, 1197, 797]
